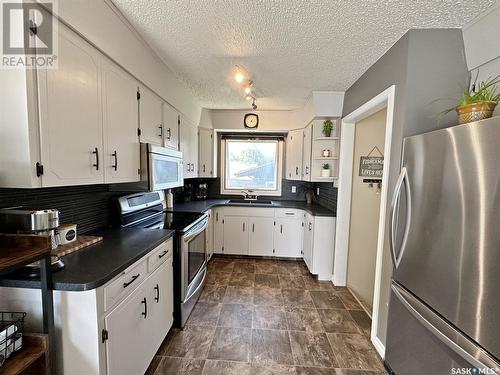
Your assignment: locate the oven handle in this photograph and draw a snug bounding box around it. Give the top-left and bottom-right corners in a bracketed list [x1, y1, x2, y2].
[183, 215, 209, 243]
[184, 266, 207, 303]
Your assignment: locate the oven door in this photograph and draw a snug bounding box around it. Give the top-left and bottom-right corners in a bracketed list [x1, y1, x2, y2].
[181, 215, 208, 302]
[148, 149, 184, 190]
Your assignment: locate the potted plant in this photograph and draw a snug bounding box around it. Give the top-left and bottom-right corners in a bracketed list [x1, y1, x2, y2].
[322, 119, 334, 137]
[441, 76, 500, 124]
[321, 163, 331, 177]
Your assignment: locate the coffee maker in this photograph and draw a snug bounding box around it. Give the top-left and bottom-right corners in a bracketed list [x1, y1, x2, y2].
[195, 183, 208, 200]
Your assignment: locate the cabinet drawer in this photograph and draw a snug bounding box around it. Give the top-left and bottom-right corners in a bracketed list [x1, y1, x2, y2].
[104, 260, 147, 311]
[223, 206, 275, 217]
[148, 238, 173, 273]
[274, 208, 303, 218]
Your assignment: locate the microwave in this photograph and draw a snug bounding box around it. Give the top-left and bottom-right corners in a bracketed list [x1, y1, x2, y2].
[140, 143, 184, 191]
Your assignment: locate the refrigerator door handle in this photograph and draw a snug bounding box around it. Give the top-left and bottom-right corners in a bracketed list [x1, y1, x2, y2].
[391, 282, 500, 372]
[389, 167, 411, 269]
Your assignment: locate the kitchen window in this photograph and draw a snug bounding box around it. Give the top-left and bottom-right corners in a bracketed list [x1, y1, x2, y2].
[221, 138, 283, 196]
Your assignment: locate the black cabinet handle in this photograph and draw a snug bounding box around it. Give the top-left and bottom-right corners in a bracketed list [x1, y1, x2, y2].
[166, 128, 171, 140]
[309, 222, 312, 231]
[216, 212, 219, 221]
[203, 164, 206, 173]
[158, 125, 163, 137]
[92, 147, 99, 170]
[243, 222, 245, 232]
[154, 284, 160, 303]
[280, 224, 283, 234]
[141, 297, 147, 318]
[158, 250, 168, 259]
[295, 166, 298, 175]
[112, 150, 118, 171]
[252, 223, 255, 233]
[123, 273, 140, 288]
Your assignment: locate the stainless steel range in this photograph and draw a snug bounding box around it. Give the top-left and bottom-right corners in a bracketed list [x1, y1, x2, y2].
[118, 191, 208, 328]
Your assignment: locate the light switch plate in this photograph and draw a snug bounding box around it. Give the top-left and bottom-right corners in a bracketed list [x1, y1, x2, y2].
[291, 186, 296, 193]
[316, 187, 320, 195]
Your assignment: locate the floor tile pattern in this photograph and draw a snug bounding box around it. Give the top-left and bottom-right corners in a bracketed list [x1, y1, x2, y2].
[147, 256, 386, 375]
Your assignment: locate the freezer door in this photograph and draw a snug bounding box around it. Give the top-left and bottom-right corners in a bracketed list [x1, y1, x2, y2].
[391, 117, 500, 360]
[386, 282, 500, 375]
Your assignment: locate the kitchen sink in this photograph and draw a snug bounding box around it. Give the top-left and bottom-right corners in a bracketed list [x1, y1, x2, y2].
[228, 199, 274, 205]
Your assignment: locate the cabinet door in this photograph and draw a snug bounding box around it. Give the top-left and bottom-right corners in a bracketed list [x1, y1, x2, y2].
[213, 208, 224, 254]
[285, 130, 303, 181]
[147, 258, 173, 353]
[102, 61, 140, 183]
[302, 124, 312, 181]
[223, 216, 248, 255]
[248, 217, 274, 256]
[105, 283, 150, 375]
[180, 118, 198, 178]
[275, 218, 303, 258]
[163, 103, 179, 150]
[38, 23, 104, 186]
[139, 87, 163, 145]
[198, 127, 213, 177]
[303, 214, 314, 272]
[206, 209, 214, 260]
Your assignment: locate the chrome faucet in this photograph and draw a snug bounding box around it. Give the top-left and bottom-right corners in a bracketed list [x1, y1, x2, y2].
[241, 190, 257, 200]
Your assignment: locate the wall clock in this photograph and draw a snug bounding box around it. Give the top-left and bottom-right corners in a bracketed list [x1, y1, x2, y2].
[244, 113, 259, 129]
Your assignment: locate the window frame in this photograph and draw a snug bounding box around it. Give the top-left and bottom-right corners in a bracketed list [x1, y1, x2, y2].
[220, 138, 283, 197]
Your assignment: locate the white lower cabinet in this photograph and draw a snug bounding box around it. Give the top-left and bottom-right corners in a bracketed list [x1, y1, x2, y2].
[105, 282, 149, 375]
[104, 242, 173, 375]
[248, 217, 275, 256]
[274, 217, 303, 258]
[213, 208, 224, 254]
[223, 216, 248, 255]
[214, 206, 335, 279]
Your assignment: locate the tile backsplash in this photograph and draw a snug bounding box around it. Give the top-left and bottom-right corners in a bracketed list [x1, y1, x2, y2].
[180, 178, 337, 212]
[0, 185, 128, 234]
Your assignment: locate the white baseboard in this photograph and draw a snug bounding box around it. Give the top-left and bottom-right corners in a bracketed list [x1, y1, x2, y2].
[371, 335, 386, 359]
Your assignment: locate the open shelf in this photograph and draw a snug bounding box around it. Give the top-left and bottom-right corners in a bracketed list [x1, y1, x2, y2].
[313, 157, 339, 160]
[313, 136, 339, 141]
[312, 176, 337, 181]
[1, 334, 49, 375]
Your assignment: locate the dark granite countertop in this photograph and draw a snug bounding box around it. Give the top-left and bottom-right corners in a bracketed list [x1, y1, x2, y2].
[170, 199, 335, 217]
[0, 227, 174, 291]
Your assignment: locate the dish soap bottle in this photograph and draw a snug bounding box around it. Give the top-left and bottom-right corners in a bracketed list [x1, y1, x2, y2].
[166, 189, 174, 209]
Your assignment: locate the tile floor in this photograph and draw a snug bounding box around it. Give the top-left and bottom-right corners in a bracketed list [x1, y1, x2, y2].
[147, 256, 386, 375]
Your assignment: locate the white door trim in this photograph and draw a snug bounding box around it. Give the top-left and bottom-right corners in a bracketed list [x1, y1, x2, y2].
[333, 85, 396, 358]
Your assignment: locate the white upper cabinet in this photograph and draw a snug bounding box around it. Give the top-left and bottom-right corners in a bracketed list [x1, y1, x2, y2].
[162, 103, 179, 150]
[198, 127, 214, 177]
[138, 87, 163, 145]
[248, 217, 275, 256]
[37, 22, 104, 186]
[285, 129, 303, 180]
[302, 124, 312, 181]
[180, 117, 198, 179]
[102, 60, 140, 184]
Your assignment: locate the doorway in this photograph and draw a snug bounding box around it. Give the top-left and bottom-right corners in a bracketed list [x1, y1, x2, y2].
[333, 85, 396, 357]
[346, 109, 387, 315]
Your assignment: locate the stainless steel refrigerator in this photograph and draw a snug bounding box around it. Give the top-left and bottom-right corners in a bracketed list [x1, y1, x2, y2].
[385, 116, 500, 374]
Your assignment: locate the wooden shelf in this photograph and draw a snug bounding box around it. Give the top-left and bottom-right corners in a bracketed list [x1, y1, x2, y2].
[0, 235, 51, 276]
[313, 136, 339, 141]
[1, 334, 49, 375]
[313, 157, 339, 160]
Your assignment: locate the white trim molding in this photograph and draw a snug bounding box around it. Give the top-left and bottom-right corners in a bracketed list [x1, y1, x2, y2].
[333, 85, 396, 359]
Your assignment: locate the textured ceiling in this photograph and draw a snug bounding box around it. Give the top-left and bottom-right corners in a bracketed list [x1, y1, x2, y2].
[113, 0, 495, 110]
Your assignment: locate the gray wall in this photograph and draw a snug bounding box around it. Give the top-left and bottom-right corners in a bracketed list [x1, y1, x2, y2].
[342, 29, 469, 346]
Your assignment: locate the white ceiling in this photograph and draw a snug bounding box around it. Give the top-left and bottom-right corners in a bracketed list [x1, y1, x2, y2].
[112, 0, 495, 110]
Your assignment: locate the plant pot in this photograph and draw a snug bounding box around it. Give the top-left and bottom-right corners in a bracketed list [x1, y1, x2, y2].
[456, 101, 497, 124]
[322, 130, 332, 137]
[321, 169, 331, 177]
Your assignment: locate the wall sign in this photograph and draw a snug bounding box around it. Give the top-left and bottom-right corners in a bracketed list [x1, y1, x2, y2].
[359, 146, 384, 178]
